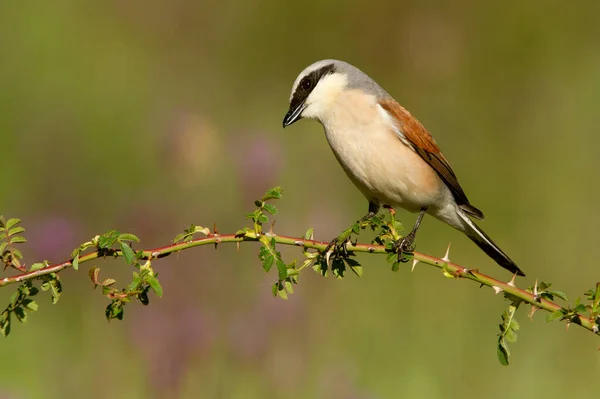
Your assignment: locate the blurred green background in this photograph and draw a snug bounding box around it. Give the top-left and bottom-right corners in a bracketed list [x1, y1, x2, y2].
[1, 1, 600, 398]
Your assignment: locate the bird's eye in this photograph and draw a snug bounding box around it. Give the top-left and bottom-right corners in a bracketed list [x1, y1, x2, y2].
[301, 78, 312, 90]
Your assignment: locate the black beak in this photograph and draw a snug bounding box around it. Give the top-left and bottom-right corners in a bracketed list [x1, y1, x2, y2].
[282, 102, 306, 128]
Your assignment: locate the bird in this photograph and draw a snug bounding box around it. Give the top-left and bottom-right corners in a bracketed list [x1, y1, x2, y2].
[282, 59, 524, 276]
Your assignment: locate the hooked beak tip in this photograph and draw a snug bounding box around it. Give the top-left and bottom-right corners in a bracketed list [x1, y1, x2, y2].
[282, 103, 305, 128]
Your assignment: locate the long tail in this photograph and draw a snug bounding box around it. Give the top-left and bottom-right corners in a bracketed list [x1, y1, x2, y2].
[457, 211, 525, 276]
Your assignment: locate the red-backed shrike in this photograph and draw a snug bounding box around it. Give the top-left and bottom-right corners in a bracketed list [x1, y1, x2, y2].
[283, 59, 524, 276]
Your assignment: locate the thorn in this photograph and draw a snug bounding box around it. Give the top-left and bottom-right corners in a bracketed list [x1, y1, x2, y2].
[411, 258, 419, 272]
[533, 278, 541, 302]
[213, 222, 218, 235]
[508, 273, 517, 287]
[236, 241, 240, 251]
[269, 220, 276, 235]
[528, 305, 539, 320]
[294, 240, 304, 246]
[367, 246, 375, 252]
[566, 321, 571, 331]
[441, 243, 451, 262]
[492, 286, 503, 295]
[325, 250, 333, 269]
[592, 324, 599, 334]
[151, 251, 160, 259]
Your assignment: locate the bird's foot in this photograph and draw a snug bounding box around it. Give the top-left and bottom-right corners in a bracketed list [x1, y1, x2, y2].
[393, 232, 417, 263]
[323, 236, 350, 259]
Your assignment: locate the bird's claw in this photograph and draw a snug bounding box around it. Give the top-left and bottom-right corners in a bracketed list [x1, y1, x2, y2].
[393, 232, 416, 263]
[324, 237, 350, 259]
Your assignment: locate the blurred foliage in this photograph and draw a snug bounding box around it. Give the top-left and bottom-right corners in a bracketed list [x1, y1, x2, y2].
[1, 0, 600, 398]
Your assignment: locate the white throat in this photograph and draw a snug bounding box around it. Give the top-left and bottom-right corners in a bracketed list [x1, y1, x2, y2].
[301, 73, 349, 121]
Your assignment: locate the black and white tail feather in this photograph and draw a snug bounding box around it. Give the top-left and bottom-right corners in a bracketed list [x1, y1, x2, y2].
[457, 211, 525, 276]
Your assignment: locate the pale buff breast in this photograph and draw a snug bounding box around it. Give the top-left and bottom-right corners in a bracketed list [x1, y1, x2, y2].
[321, 90, 447, 212]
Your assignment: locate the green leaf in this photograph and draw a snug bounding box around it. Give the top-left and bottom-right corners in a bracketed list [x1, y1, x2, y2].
[0, 312, 11, 337]
[9, 291, 19, 306]
[9, 236, 26, 244]
[497, 339, 509, 366]
[145, 275, 163, 297]
[11, 248, 22, 260]
[0, 242, 7, 255]
[547, 290, 568, 301]
[262, 186, 283, 201]
[574, 304, 587, 313]
[284, 279, 294, 294]
[8, 227, 25, 236]
[98, 230, 120, 249]
[496, 303, 520, 366]
[105, 301, 124, 321]
[331, 258, 345, 278]
[258, 246, 274, 272]
[313, 258, 328, 276]
[547, 310, 565, 322]
[276, 282, 288, 300]
[22, 299, 38, 312]
[118, 233, 140, 242]
[13, 307, 27, 323]
[262, 203, 278, 215]
[303, 228, 314, 240]
[276, 259, 287, 281]
[504, 327, 518, 343]
[5, 218, 21, 230]
[509, 318, 520, 331]
[45, 277, 62, 305]
[29, 263, 44, 272]
[344, 258, 363, 277]
[172, 232, 187, 243]
[246, 210, 261, 222]
[72, 254, 79, 271]
[120, 242, 136, 265]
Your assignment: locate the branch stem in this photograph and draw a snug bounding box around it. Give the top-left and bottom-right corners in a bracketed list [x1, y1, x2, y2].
[1, 231, 597, 335]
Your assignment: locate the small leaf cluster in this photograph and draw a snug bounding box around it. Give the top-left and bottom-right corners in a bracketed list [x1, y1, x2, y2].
[312, 242, 363, 278]
[246, 186, 282, 234]
[82, 230, 163, 321]
[546, 282, 600, 332]
[527, 281, 568, 303]
[497, 301, 520, 366]
[310, 210, 404, 278]
[497, 282, 571, 365]
[173, 225, 211, 244]
[0, 216, 27, 271]
[371, 212, 407, 271]
[0, 219, 63, 336]
[0, 281, 39, 336]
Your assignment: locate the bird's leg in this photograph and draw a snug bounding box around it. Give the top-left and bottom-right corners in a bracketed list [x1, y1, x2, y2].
[393, 207, 427, 262]
[324, 202, 380, 255]
[359, 202, 380, 223]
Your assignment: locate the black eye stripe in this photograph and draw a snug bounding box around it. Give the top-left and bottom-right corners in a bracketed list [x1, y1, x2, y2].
[289, 63, 336, 110]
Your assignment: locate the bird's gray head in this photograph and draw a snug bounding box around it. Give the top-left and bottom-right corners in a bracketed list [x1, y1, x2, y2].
[282, 59, 389, 127]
